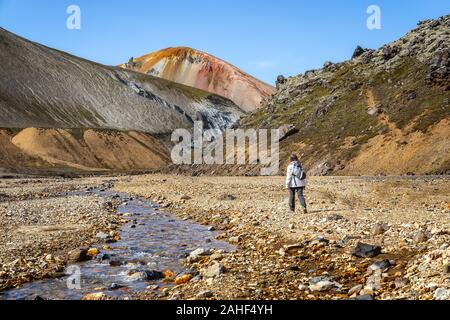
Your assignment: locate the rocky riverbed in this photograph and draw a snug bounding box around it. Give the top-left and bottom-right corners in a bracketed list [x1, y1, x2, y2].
[114, 175, 450, 300]
[0, 177, 124, 292]
[0, 175, 448, 300]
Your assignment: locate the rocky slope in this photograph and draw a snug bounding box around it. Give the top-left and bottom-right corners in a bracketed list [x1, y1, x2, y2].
[236, 15, 449, 176]
[0, 28, 244, 172]
[119, 47, 275, 112]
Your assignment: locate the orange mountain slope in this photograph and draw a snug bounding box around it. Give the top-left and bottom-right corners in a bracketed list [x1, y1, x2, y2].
[119, 47, 275, 112]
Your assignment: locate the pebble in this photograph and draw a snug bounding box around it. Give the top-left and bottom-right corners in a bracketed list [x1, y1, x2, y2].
[372, 223, 386, 236]
[196, 290, 214, 298]
[348, 284, 363, 296]
[201, 262, 224, 278]
[309, 276, 337, 292]
[175, 274, 193, 285]
[414, 231, 429, 243]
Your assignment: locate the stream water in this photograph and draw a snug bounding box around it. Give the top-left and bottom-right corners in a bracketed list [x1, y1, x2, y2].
[0, 189, 234, 300]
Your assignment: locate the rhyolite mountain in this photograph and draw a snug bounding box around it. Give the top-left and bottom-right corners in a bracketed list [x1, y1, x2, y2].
[119, 47, 275, 112]
[162, 15, 450, 177]
[0, 28, 244, 173]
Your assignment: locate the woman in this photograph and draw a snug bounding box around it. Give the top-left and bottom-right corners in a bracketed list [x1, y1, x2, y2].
[285, 154, 308, 214]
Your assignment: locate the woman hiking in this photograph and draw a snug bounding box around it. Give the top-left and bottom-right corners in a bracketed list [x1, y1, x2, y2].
[285, 154, 308, 214]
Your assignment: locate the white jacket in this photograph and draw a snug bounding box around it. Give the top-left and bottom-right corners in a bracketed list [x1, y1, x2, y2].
[286, 161, 306, 188]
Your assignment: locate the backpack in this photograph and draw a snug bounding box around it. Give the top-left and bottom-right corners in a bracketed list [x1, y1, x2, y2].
[292, 163, 307, 180]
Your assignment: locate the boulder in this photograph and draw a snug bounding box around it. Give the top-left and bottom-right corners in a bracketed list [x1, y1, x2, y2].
[87, 248, 100, 257]
[175, 274, 193, 285]
[348, 284, 363, 296]
[188, 248, 208, 262]
[145, 270, 164, 280]
[308, 276, 338, 292]
[414, 231, 429, 243]
[433, 288, 450, 300]
[276, 75, 287, 88]
[67, 249, 91, 263]
[96, 232, 109, 240]
[369, 259, 391, 271]
[278, 124, 298, 141]
[352, 242, 382, 258]
[201, 262, 224, 278]
[352, 46, 366, 59]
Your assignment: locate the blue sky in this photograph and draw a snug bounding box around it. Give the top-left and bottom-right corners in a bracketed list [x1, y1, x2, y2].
[0, 0, 448, 84]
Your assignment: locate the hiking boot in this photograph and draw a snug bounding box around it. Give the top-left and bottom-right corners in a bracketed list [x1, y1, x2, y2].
[302, 208, 308, 214]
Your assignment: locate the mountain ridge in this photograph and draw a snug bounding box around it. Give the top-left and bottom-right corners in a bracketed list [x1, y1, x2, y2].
[0, 27, 244, 173]
[158, 15, 450, 177]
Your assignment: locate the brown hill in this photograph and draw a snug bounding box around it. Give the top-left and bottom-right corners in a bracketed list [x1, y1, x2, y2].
[0, 128, 170, 173]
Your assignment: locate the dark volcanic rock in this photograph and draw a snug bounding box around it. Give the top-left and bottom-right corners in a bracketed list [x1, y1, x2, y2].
[352, 242, 382, 258]
[352, 46, 367, 59]
[276, 75, 287, 88]
[278, 124, 298, 141]
[145, 270, 164, 280]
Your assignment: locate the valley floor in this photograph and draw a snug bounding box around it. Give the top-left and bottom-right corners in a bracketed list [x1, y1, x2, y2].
[0, 174, 448, 300]
[115, 174, 450, 300]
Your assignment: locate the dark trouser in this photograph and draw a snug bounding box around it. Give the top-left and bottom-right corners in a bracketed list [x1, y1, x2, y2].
[289, 187, 307, 211]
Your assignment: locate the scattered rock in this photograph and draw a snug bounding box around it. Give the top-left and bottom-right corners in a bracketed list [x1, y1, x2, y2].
[276, 75, 287, 88]
[67, 249, 91, 263]
[108, 283, 125, 290]
[443, 264, 450, 274]
[352, 242, 382, 258]
[229, 236, 242, 244]
[298, 284, 309, 291]
[352, 46, 370, 59]
[144, 270, 164, 280]
[196, 290, 214, 299]
[109, 259, 123, 267]
[433, 288, 450, 300]
[278, 124, 298, 141]
[372, 223, 387, 236]
[219, 194, 237, 201]
[82, 292, 107, 300]
[414, 231, 429, 243]
[369, 259, 392, 271]
[354, 294, 374, 301]
[309, 276, 338, 292]
[96, 232, 109, 240]
[201, 262, 224, 278]
[359, 288, 374, 296]
[87, 248, 100, 257]
[175, 274, 193, 285]
[189, 248, 207, 262]
[348, 284, 363, 296]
